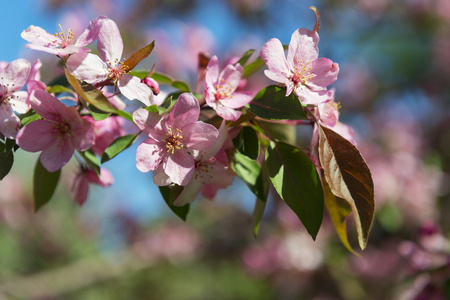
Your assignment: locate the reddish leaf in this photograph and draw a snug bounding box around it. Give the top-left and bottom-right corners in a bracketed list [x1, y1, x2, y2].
[318, 125, 375, 250]
[123, 41, 155, 72]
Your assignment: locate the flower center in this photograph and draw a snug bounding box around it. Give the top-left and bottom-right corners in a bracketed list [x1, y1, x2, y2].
[54, 121, 72, 138]
[0, 77, 14, 105]
[54, 25, 74, 48]
[163, 125, 184, 154]
[107, 59, 129, 81]
[214, 79, 233, 101]
[290, 60, 313, 85]
[194, 157, 216, 183]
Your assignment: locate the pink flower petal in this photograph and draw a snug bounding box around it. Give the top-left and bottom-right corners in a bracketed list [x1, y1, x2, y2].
[309, 59, 339, 87]
[173, 176, 203, 206]
[73, 175, 89, 206]
[66, 53, 109, 84]
[2, 59, 31, 92]
[287, 28, 319, 67]
[136, 139, 164, 172]
[218, 63, 243, 91]
[165, 150, 195, 186]
[118, 75, 153, 106]
[9, 91, 30, 114]
[85, 168, 114, 186]
[70, 118, 95, 151]
[221, 91, 253, 109]
[75, 16, 107, 47]
[205, 55, 220, 89]
[183, 122, 219, 150]
[169, 93, 200, 129]
[30, 90, 70, 122]
[0, 103, 20, 139]
[97, 18, 123, 64]
[296, 86, 329, 105]
[153, 166, 172, 186]
[260, 38, 290, 82]
[15, 119, 58, 152]
[40, 138, 74, 172]
[215, 105, 242, 121]
[21, 26, 59, 48]
[132, 108, 163, 136]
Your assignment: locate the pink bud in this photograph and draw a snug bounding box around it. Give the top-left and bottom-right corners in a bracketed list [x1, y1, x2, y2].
[143, 77, 160, 95]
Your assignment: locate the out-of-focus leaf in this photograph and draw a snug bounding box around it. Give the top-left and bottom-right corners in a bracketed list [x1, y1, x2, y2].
[233, 126, 260, 160]
[87, 104, 110, 121]
[101, 134, 139, 163]
[257, 120, 296, 145]
[78, 149, 100, 177]
[318, 125, 375, 250]
[33, 156, 61, 211]
[150, 72, 174, 84]
[0, 142, 14, 180]
[232, 152, 268, 201]
[236, 49, 255, 66]
[159, 186, 190, 221]
[323, 176, 359, 255]
[19, 110, 41, 126]
[252, 161, 270, 238]
[65, 68, 118, 114]
[123, 41, 155, 72]
[46, 85, 74, 95]
[171, 80, 190, 92]
[248, 85, 307, 120]
[266, 141, 323, 240]
[242, 57, 265, 78]
[116, 109, 134, 122]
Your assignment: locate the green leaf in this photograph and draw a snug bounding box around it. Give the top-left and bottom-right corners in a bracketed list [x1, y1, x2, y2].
[265, 141, 324, 240]
[123, 41, 155, 72]
[101, 134, 139, 163]
[236, 49, 255, 66]
[318, 125, 375, 250]
[19, 110, 41, 126]
[257, 120, 296, 145]
[171, 80, 190, 92]
[323, 176, 359, 255]
[87, 104, 111, 121]
[65, 68, 118, 114]
[47, 74, 70, 87]
[33, 157, 61, 211]
[242, 57, 265, 79]
[46, 85, 74, 95]
[248, 85, 307, 120]
[128, 70, 148, 80]
[232, 152, 269, 201]
[233, 126, 260, 160]
[78, 150, 100, 177]
[159, 186, 190, 221]
[0, 142, 14, 180]
[116, 109, 134, 123]
[150, 72, 174, 85]
[252, 161, 270, 238]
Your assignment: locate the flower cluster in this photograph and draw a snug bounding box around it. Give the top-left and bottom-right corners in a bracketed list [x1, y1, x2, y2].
[0, 9, 374, 251]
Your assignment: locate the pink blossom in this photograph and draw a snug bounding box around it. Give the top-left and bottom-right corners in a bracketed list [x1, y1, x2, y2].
[16, 90, 95, 172]
[72, 167, 114, 206]
[0, 59, 31, 139]
[260, 28, 339, 105]
[133, 93, 219, 186]
[88, 116, 127, 156]
[154, 121, 234, 206]
[27, 59, 47, 94]
[66, 18, 154, 106]
[204, 56, 253, 121]
[21, 16, 106, 56]
[317, 89, 339, 127]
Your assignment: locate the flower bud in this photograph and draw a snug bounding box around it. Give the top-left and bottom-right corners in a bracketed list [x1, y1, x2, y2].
[142, 77, 160, 95]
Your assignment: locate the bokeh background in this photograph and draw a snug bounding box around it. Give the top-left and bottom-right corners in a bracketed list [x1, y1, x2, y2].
[1, 0, 449, 299]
